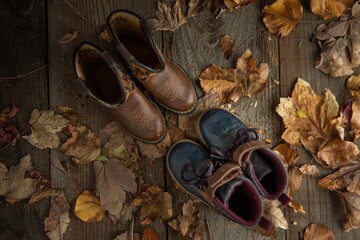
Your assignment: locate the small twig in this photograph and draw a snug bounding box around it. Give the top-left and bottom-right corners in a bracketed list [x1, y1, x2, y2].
[0, 127, 30, 153]
[64, 0, 96, 26]
[0, 65, 48, 80]
[206, 220, 213, 240]
[130, 214, 135, 240]
[299, 157, 315, 174]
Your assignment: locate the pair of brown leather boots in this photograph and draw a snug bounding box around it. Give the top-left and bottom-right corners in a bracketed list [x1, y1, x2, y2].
[74, 10, 198, 144]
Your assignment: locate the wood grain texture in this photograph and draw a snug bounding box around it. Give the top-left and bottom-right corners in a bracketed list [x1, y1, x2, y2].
[164, 1, 284, 239]
[0, 0, 49, 239]
[279, 5, 360, 240]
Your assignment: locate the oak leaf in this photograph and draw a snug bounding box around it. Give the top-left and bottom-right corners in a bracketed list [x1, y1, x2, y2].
[23, 109, 69, 149]
[75, 190, 104, 223]
[339, 191, 360, 231]
[60, 124, 101, 164]
[200, 49, 269, 104]
[0, 106, 19, 144]
[262, 0, 303, 37]
[303, 223, 335, 240]
[318, 161, 360, 195]
[0, 155, 37, 204]
[142, 227, 160, 240]
[347, 74, 360, 132]
[262, 199, 288, 229]
[276, 78, 358, 169]
[132, 185, 173, 225]
[148, 1, 186, 31]
[94, 159, 137, 220]
[313, 2, 360, 77]
[44, 191, 70, 240]
[310, 0, 353, 20]
[220, 35, 235, 59]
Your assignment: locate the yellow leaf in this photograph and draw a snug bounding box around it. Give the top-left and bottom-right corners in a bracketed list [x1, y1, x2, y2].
[310, 0, 353, 20]
[75, 190, 104, 223]
[262, 0, 303, 37]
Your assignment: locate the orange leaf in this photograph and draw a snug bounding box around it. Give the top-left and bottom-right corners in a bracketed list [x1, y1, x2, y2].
[262, 0, 303, 37]
[310, 0, 353, 20]
[142, 227, 160, 240]
[303, 223, 335, 240]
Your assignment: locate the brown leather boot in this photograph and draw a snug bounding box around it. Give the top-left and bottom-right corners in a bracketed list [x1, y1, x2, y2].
[107, 10, 198, 115]
[73, 43, 167, 144]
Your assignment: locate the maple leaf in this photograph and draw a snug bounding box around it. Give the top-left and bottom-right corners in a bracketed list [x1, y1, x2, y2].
[75, 190, 104, 223]
[60, 124, 101, 164]
[142, 227, 160, 240]
[200, 49, 269, 104]
[303, 223, 335, 240]
[23, 109, 69, 149]
[148, 1, 186, 31]
[223, 0, 257, 11]
[313, 1, 360, 77]
[0, 106, 19, 144]
[347, 74, 360, 132]
[132, 185, 173, 225]
[262, 0, 303, 37]
[262, 199, 288, 229]
[276, 78, 359, 169]
[100, 121, 139, 169]
[94, 159, 137, 220]
[44, 191, 70, 240]
[0, 155, 37, 204]
[339, 191, 360, 231]
[219, 35, 235, 59]
[310, 0, 353, 20]
[318, 161, 360, 195]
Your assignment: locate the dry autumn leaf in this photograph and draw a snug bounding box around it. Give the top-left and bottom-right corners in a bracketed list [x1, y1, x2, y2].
[262, 199, 288, 229]
[286, 167, 302, 198]
[137, 132, 171, 161]
[133, 185, 173, 225]
[299, 164, 320, 177]
[347, 74, 360, 132]
[318, 161, 360, 195]
[58, 30, 78, 44]
[200, 49, 269, 104]
[0, 106, 19, 144]
[0, 155, 37, 204]
[114, 232, 141, 240]
[168, 200, 206, 240]
[99, 25, 112, 43]
[29, 188, 63, 204]
[44, 191, 70, 240]
[310, 0, 353, 20]
[57, 105, 78, 126]
[276, 78, 359, 169]
[187, 0, 222, 17]
[75, 190, 104, 223]
[142, 227, 160, 240]
[273, 143, 300, 167]
[313, 2, 360, 77]
[262, 0, 303, 37]
[101, 121, 139, 169]
[303, 223, 335, 240]
[148, 1, 186, 31]
[339, 191, 360, 231]
[94, 159, 137, 220]
[220, 35, 235, 59]
[23, 109, 69, 149]
[224, 0, 257, 11]
[60, 124, 101, 164]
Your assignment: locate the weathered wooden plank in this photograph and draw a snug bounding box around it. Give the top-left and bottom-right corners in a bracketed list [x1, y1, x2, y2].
[47, 1, 165, 239]
[279, 6, 360, 240]
[0, 0, 49, 239]
[163, 1, 284, 239]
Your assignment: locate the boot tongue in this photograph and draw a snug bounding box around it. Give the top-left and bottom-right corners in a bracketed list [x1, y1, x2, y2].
[215, 178, 244, 207]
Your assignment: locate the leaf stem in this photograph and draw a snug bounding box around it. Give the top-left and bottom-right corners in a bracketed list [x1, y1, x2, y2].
[0, 65, 48, 80]
[0, 127, 31, 152]
[206, 220, 213, 240]
[130, 214, 135, 240]
[64, 0, 96, 26]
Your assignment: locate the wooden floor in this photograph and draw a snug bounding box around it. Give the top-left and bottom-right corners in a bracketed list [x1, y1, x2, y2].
[0, 0, 359, 239]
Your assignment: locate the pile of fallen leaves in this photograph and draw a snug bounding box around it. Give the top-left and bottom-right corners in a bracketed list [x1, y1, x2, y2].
[277, 75, 360, 232]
